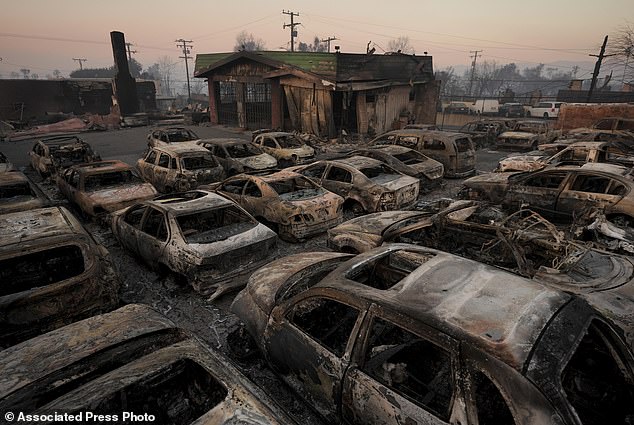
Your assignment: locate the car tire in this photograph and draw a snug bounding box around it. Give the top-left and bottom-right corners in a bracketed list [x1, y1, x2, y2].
[543, 113, 549, 119]
[609, 215, 634, 228]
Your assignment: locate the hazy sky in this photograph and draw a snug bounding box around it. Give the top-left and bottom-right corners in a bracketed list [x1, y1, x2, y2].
[1, 0, 632, 82]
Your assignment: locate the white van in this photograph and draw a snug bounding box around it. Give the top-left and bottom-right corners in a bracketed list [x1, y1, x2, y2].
[469, 99, 499, 115]
[527, 102, 563, 119]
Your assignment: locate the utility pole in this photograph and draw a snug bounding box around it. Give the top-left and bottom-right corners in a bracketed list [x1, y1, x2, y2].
[72, 58, 87, 70]
[125, 43, 137, 61]
[282, 10, 300, 52]
[176, 39, 193, 104]
[468, 50, 482, 97]
[587, 35, 615, 102]
[321, 36, 338, 53]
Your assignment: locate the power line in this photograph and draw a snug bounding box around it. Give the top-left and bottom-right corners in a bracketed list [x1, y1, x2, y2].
[283, 10, 301, 52]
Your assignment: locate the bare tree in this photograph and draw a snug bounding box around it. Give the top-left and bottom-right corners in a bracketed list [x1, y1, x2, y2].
[387, 36, 415, 54]
[298, 36, 327, 52]
[157, 56, 177, 96]
[20, 68, 30, 79]
[234, 31, 266, 51]
[53, 69, 62, 79]
[607, 21, 634, 85]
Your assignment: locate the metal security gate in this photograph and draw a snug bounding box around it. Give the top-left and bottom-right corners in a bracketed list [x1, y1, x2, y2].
[244, 82, 271, 130]
[218, 82, 239, 127]
[217, 81, 271, 129]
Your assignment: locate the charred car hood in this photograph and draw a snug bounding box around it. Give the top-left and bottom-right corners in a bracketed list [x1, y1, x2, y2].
[186, 223, 276, 262]
[331, 211, 424, 237]
[237, 154, 277, 170]
[86, 184, 157, 211]
[376, 175, 419, 191]
[499, 131, 539, 140]
[464, 172, 515, 188]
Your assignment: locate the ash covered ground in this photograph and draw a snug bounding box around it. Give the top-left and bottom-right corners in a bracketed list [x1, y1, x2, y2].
[7, 125, 504, 424]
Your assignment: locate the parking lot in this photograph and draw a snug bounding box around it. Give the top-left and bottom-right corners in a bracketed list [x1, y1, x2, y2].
[0, 124, 508, 424]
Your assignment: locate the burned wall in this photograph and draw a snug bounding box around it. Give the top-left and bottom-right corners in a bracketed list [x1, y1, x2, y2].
[0, 79, 156, 123]
[557, 103, 634, 130]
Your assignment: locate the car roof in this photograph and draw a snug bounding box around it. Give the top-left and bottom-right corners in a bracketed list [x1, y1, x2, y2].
[332, 155, 384, 168]
[70, 160, 131, 175]
[256, 169, 306, 183]
[317, 244, 570, 370]
[151, 142, 210, 155]
[578, 162, 633, 176]
[380, 129, 467, 139]
[38, 135, 84, 146]
[256, 131, 294, 138]
[199, 138, 250, 147]
[145, 190, 234, 215]
[0, 206, 84, 246]
[0, 171, 30, 185]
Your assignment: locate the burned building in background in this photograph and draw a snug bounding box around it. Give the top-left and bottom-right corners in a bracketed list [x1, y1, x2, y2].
[194, 50, 438, 138]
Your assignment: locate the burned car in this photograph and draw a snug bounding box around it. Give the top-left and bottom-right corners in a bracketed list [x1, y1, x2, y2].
[370, 129, 476, 177]
[199, 138, 277, 175]
[0, 171, 50, 214]
[147, 126, 200, 148]
[496, 119, 557, 151]
[458, 119, 512, 149]
[137, 143, 225, 193]
[111, 190, 277, 300]
[57, 160, 158, 217]
[0, 152, 14, 172]
[232, 244, 634, 424]
[251, 131, 315, 167]
[460, 163, 634, 226]
[496, 141, 634, 172]
[327, 200, 634, 293]
[210, 170, 344, 242]
[292, 156, 420, 216]
[29, 135, 101, 177]
[0, 304, 294, 425]
[348, 146, 444, 185]
[0, 206, 120, 348]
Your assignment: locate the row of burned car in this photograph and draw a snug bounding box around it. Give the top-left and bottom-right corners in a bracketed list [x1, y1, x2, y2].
[2, 124, 634, 424]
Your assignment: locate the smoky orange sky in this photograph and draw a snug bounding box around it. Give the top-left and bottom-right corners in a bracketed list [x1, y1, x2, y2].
[1, 0, 631, 81]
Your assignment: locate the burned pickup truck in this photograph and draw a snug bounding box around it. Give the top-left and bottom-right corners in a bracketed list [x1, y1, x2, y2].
[0, 206, 120, 348]
[111, 190, 277, 300]
[0, 304, 294, 425]
[232, 244, 634, 425]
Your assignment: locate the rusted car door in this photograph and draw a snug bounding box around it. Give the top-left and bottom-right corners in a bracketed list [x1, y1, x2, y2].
[137, 150, 158, 183]
[265, 295, 366, 420]
[321, 165, 355, 200]
[342, 305, 461, 425]
[154, 153, 172, 192]
[60, 169, 81, 203]
[116, 204, 148, 255]
[556, 172, 625, 217]
[241, 181, 265, 216]
[137, 207, 169, 265]
[505, 170, 569, 218]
